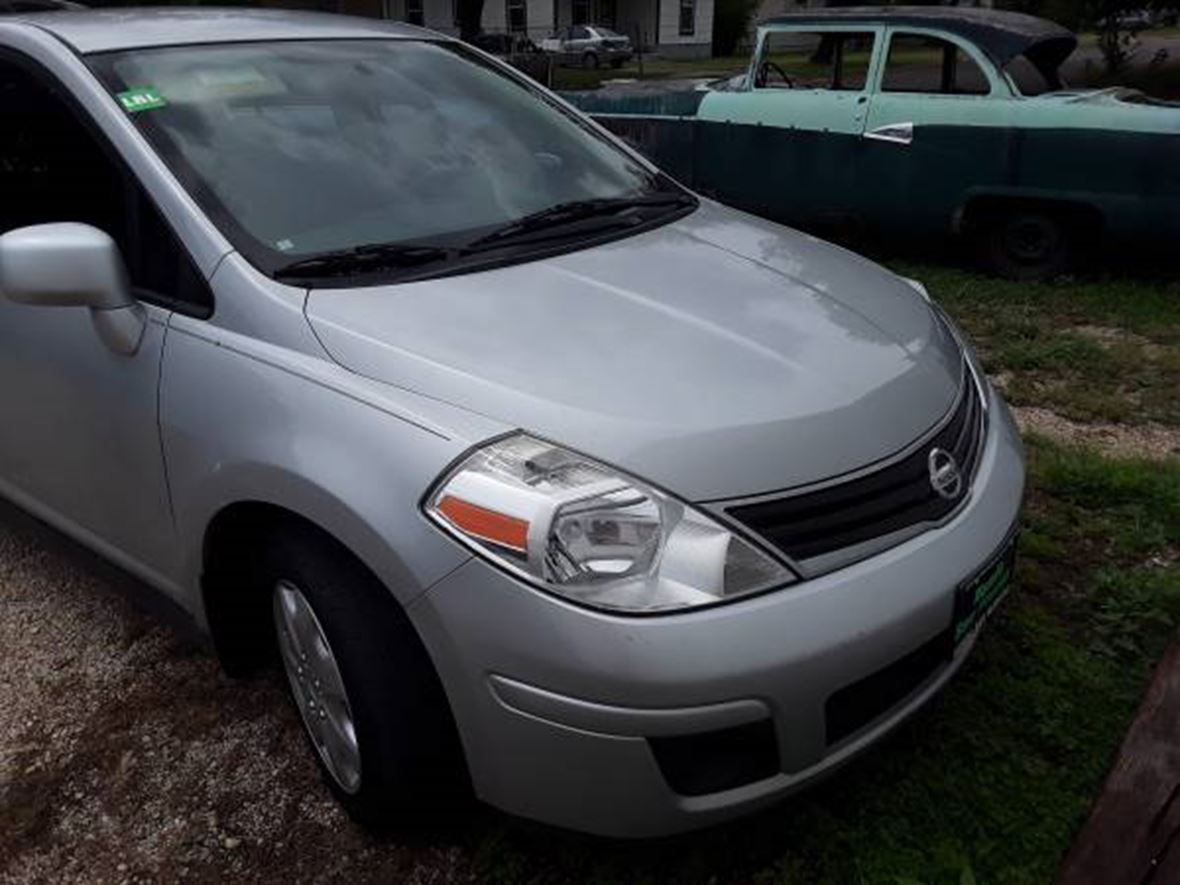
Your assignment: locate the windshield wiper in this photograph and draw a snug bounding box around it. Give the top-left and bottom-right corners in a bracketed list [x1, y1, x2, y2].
[465, 192, 697, 250]
[273, 242, 468, 281]
[271, 191, 697, 282]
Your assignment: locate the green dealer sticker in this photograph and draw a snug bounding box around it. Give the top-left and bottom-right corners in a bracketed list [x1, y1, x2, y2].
[117, 87, 167, 113]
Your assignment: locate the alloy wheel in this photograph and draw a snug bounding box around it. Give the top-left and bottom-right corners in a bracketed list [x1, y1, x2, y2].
[274, 579, 362, 794]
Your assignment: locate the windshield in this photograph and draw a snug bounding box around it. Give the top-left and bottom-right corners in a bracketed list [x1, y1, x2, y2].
[89, 40, 681, 279]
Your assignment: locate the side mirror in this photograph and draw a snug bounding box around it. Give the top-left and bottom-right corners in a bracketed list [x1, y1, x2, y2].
[0, 223, 146, 355]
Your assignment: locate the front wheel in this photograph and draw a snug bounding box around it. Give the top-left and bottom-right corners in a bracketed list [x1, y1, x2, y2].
[981, 209, 1070, 281]
[265, 528, 466, 826]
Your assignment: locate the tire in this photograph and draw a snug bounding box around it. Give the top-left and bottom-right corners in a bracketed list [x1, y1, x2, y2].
[982, 209, 1070, 281]
[582, 51, 599, 69]
[262, 526, 467, 828]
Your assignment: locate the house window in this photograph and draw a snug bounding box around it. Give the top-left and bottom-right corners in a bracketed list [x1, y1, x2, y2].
[405, 0, 423, 26]
[679, 0, 695, 37]
[506, 0, 527, 33]
[572, 0, 589, 24]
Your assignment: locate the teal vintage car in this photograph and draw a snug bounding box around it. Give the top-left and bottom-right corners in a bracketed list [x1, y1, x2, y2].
[565, 8, 1180, 278]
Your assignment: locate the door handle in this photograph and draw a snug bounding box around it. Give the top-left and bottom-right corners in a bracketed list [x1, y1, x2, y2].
[864, 122, 914, 145]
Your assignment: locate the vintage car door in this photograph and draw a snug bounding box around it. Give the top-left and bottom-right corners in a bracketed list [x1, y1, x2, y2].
[857, 27, 1013, 235]
[693, 25, 883, 229]
[0, 51, 205, 582]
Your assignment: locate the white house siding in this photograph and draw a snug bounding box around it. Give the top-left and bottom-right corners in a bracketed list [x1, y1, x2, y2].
[656, 0, 713, 57]
[476, 0, 556, 39]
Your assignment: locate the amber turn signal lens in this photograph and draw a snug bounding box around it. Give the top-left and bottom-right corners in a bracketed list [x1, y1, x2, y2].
[437, 495, 530, 553]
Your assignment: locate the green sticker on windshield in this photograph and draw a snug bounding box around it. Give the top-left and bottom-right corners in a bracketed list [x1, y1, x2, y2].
[117, 87, 167, 113]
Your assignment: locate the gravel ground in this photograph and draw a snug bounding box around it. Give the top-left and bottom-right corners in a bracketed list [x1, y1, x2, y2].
[1012, 406, 1180, 460]
[0, 501, 482, 884]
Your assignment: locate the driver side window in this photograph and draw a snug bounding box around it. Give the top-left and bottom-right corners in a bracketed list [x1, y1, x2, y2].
[755, 30, 876, 91]
[0, 54, 213, 315]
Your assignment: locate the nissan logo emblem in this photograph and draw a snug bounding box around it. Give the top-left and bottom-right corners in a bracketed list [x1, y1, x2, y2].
[928, 448, 963, 500]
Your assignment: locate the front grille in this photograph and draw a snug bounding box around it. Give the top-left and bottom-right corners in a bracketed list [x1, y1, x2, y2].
[726, 367, 984, 568]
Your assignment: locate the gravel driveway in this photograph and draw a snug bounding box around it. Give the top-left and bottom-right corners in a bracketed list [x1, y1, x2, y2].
[0, 501, 483, 884]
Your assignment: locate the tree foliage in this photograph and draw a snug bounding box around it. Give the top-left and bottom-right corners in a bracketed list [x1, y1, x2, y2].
[712, 0, 761, 57]
[999, 0, 1168, 73]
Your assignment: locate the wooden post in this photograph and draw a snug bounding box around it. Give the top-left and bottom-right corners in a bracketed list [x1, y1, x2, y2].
[1058, 636, 1180, 884]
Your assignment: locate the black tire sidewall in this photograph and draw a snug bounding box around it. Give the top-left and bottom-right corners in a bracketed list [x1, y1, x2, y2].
[986, 211, 1070, 281]
[261, 528, 465, 825]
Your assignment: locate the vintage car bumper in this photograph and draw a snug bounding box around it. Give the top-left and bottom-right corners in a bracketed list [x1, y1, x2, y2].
[408, 388, 1025, 838]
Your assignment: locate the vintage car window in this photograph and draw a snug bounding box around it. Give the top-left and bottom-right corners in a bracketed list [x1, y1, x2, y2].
[1004, 55, 1053, 96]
[0, 54, 213, 315]
[882, 34, 990, 96]
[90, 40, 672, 275]
[755, 31, 876, 91]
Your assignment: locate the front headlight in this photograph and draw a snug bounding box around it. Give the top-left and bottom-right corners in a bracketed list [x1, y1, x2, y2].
[425, 434, 795, 613]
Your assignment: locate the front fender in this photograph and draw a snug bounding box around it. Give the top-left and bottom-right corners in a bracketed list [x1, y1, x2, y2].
[160, 314, 504, 623]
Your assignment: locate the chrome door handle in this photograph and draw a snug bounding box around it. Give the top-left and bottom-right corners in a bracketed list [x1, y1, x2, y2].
[864, 122, 914, 145]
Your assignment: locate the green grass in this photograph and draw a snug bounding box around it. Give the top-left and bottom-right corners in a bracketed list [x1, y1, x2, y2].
[551, 55, 750, 90]
[467, 438, 1180, 884]
[896, 266, 1180, 425]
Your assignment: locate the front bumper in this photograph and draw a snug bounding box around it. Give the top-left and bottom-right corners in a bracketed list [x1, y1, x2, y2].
[409, 389, 1025, 838]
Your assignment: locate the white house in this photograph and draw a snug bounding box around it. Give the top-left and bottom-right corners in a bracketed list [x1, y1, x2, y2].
[326, 0, 715, 57]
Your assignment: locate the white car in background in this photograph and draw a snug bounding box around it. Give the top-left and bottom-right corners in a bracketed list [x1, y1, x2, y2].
[542, 24, 633, 68]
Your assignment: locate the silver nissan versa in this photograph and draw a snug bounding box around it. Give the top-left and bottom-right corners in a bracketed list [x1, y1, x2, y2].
[0, 9, 1024, 838]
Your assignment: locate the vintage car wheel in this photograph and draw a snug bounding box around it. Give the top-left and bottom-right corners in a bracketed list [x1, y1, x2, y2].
[582, 51, 599, 69]
[263, 526, 468, 826]
[985, 210, 1069, 281]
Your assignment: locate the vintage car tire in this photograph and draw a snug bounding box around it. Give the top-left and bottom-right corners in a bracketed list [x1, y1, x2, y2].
[263, 526, 468, 828]
[582, 51, 599, 69]
[983, 209, 1070, 281]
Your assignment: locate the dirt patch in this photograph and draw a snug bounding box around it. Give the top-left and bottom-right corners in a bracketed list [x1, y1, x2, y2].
[1012, 407, 1180, 461]
[0, 508, 483, 884]
[1071, 325, 1166, 359]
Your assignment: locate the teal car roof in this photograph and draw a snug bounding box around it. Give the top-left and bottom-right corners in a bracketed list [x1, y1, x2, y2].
[761, 6, 1076, 72]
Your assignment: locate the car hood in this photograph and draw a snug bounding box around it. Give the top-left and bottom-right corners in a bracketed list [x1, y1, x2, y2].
[306, 202, 963, 501]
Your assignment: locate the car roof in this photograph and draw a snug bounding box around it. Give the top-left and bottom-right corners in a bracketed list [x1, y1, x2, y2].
[761, 6, 1077, 70]
[1, 7, 431, 54]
